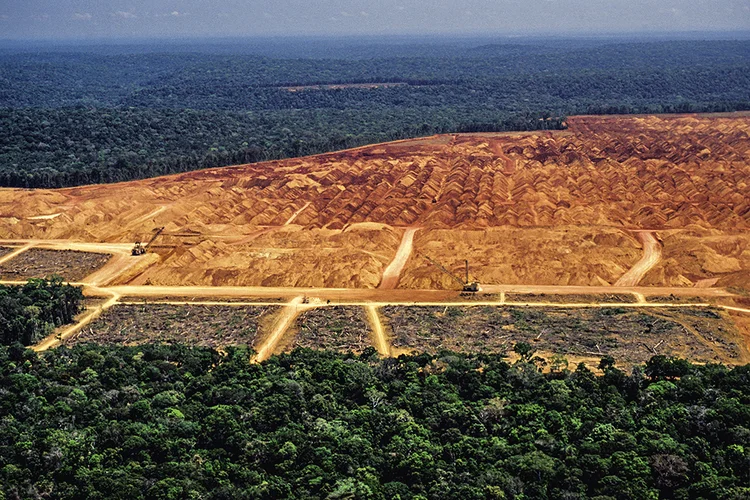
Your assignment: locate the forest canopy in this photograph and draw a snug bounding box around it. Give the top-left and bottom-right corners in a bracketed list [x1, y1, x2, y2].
[1, 345, 749, 499]
[1, 38, 748, 188]
[0, 278, 83, 347]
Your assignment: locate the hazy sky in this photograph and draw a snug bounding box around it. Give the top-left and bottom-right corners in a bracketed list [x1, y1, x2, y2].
[1, 0, 749, 40]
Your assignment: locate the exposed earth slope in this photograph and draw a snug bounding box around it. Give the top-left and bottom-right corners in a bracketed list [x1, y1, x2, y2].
[1, 114, 748, 289]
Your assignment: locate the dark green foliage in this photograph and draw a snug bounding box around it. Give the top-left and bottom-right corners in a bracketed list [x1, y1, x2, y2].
[0, 277, 83, 346]
[1, 345, 749, 499]
[1, 39, 748, 187]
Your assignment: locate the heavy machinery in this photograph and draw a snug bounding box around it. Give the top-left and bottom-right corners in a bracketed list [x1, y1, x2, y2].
[421, 254, 481, 293]
[131, 227, 165, 256]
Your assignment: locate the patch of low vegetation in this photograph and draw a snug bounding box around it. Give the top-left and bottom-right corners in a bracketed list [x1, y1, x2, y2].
[505, 293, 637, 303]
[291, 306, 372, 353]
[382, 305, 742, 366]
[0, 249, 111, 282]
[67, 304, 277, 348]
[647, 295, 709, 304]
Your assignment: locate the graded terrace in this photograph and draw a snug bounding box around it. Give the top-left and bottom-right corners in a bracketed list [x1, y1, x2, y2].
[1, 113, 749, 366]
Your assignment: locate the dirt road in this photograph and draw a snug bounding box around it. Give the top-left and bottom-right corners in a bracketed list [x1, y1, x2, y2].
[285, 202, 311, 225]
[379, 228, 418, 289]
[253, 296, 307, 362]
[615, 231, 661, 287]
[0, 243, 35, 266]
[33, 290, 121, 351]
[366, 306, 389, 355]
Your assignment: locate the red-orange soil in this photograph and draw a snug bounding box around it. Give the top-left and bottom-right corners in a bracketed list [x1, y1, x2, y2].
[0, 114, 748, 289]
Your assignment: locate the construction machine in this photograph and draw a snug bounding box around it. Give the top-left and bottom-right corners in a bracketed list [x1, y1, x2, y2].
[131, 227, 165, 256]
[421, 254, 481, 293]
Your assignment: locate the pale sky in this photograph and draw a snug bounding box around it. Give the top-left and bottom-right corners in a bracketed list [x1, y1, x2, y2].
[1, 0, 749, 40]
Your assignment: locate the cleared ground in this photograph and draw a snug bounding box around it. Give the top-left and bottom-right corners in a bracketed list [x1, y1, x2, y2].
[66, 304, 277, 348]
[642, 229, 750, 288]
[0, 113, 748, 366]
[381, 305, 746, 367]
[504, 293, 637, 303]
[401, 227, 641, 288]
[0, 249, 111, 282]
[0, 247, 13, 258]
[128, 224, 402, 288]
[0, 114, 747, 289]
[286, 306, 373, 353]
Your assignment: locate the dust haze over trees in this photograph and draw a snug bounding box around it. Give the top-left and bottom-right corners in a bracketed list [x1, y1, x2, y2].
[1, 38, 748, 188]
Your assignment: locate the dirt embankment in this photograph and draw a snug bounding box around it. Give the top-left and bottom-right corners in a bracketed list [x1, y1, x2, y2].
[0, 114, 748, 289]
[641, 230, 750, 288]
[2, 114, 749, 242]
[399, 227, 641, 289]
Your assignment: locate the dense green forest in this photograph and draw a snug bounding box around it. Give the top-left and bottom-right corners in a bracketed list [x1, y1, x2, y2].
[1, 344, 749, 499]
[0, 278, 84, 346]
[1, 38, 748, 187]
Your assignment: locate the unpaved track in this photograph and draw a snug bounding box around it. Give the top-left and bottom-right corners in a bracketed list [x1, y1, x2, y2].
[33, 290, 121, 351]
[366, 305, 389, 355]
[615, 232, 662, 287]
[285, 202, 311, 225]
[253, 296, 307, 362]
[0, 239, 134, 255]
[0, 243, 35, 266]
[89, 283, 738, 301]
[379, 228, 418, 289]
[83, 253, 143, 286]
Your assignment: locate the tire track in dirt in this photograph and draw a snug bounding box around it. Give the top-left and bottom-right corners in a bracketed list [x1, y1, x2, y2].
[33, 289, 121, 351]
[365, 305, 390, 356]
[0, 243, 35, 266]
[615, 231, 662, 287]
[379, 228, 418, 289]
[253, 296, 307, 362]
[284, 202, 311, 225]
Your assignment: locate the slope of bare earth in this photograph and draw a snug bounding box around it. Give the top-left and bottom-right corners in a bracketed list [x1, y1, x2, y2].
[0, 114, 748, 288]
[641, 229, 750, 287]
[126, 224, 401, 288]
[399, 227, 641, 288]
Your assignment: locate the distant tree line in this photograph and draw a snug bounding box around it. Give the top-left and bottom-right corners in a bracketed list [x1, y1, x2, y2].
[0, 39, 748, 188]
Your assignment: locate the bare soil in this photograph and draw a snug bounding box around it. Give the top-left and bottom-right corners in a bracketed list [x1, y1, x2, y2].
[289, 306, 373, 353]
[400, 227, 641, 288]
[381, 305, 745, 367]
[642, 230, 750, 287]
[0, 246, 14, 258]
[0, 249, 112, 281]
[66, 304, 277, 348]
[0, 114, 748, 289]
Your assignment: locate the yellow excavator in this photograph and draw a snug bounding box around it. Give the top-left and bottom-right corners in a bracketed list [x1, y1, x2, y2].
[421, 254, 481, 293]
[132, 227, 165, 256]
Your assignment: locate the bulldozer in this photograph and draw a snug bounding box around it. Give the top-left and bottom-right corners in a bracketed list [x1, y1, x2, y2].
[131, 227, 165, 256]
[421, 254, 481, 293]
